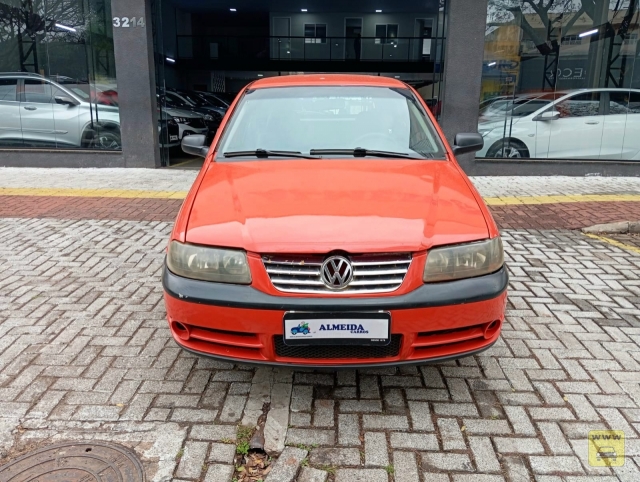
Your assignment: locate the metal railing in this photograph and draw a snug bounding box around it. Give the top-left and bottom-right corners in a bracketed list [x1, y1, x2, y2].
[176, 35, 445, 62]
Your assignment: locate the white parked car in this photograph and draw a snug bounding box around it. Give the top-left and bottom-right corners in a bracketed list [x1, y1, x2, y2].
[163, 106, 209, 140]
[478, 88, 640, 160]
[0, 72, 121, 149]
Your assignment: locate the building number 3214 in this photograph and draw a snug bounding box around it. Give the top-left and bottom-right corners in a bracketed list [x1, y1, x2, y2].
[113, 17, 145, 27]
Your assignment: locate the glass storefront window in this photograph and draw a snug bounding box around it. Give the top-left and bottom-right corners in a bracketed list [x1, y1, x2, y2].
[479, 0, 640, 161]
[0, 0, 120, 150]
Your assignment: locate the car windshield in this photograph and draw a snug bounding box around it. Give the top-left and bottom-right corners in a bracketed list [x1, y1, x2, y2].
[216, 86, 446, 159]
[480, 96, 552, 118]
[180, 92, 210, 107]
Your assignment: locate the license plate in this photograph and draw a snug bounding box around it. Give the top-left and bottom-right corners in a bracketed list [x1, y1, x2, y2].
[283, 312, 390, 346]
[170, 135, 179, 141]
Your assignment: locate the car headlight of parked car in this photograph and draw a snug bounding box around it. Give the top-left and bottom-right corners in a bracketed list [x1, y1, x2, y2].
[167, 241, 252, 284]
[173, 117, 187, 123]
[423, 237, 504, 283]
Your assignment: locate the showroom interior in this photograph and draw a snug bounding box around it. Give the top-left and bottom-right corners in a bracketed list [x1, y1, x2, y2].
[153, 0, 448, 166]
[1, 0, 639, 174]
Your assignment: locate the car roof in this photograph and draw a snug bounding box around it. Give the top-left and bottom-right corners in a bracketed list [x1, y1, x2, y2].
[249, 74, 407, 89]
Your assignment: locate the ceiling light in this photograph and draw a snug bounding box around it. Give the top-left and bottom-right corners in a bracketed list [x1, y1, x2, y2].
[55, 23, 76, 32]
[257, 74, 264, 77]
[376, 9, 382, 13]
[166, 57, 176, 63]
[487, 61, 496, 66]
[301, 8, 307, 12]
[230, 8, 237, 12]
[394, 75, 400, 78]
[579, 28, 598, 37]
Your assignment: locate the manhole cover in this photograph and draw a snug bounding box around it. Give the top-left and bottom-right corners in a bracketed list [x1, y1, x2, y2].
[0, 441, 146, 482]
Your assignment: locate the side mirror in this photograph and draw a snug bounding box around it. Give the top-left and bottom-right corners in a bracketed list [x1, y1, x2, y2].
[55, 95, 79, 106]
[452, 133, 484, 156]
[533, 110, 560, 121]
[181, 134, 209, 157]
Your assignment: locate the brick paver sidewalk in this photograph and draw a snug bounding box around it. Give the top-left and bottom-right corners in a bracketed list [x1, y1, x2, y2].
[0, 169, 639, 482]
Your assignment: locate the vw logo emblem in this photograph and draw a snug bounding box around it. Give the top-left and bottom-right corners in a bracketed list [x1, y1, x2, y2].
[321, 255, 353, 290]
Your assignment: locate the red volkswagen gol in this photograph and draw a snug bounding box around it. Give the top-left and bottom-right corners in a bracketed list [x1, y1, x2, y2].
[163, 75, 507, 367]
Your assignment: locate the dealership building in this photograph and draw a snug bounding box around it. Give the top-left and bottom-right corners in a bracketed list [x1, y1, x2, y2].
[0, 0, 639, 174]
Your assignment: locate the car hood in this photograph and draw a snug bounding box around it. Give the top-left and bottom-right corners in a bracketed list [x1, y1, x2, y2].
[186, 159, 489, 253]
[163, 107, 203, 119]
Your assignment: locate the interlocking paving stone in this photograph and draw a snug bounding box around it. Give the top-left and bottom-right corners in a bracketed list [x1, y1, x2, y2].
[175, 441, 208, 479]
[393, 451, 420, 482]
[298, 467, 328, 482]
[309, 448, 360, 466]
[337, 413, 361, 446]
[421, 453, 474, 472]
[264, 446, 307, 482]
[529, 455, 585, 475]
[389, 432, 438, 450]
[204, 463, 234, 482]
[364, 432, 389, 467]
[335, 468, 388, 482]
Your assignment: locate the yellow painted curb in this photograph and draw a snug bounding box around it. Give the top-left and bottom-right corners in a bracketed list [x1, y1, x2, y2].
[483, 194, 640, 206]
[584, 233, 640, 255]
[0, 187, 189, 199]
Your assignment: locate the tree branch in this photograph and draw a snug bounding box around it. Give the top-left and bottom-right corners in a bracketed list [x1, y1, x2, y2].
[562, 5, 587, 34]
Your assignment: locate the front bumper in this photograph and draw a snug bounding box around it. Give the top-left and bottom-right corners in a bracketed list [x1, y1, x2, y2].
[162, 264, 508, 367]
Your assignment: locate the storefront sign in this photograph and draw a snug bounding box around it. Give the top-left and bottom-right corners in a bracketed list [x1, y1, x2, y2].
[113, 17, 145, 27]
[554, 67, 586, 80]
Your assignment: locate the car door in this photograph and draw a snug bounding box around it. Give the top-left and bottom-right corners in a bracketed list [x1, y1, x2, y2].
[600, 90, 628, 160]
[617, 90, 640, 160]
[600, 90, 640, 160]
[19, 78, 56, 147]
[539, 92, 604, 159]
[0, 78, 22, 146]
[50, 84, 81, 147]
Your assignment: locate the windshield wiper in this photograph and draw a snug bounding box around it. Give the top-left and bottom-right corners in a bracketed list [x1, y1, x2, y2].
[223, 149, 320, 159]
[309, 148, 429, 159]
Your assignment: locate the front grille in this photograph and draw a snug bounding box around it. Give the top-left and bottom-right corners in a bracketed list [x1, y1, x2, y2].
[262, 253, 412, 294]
[274, 335, 402, 359]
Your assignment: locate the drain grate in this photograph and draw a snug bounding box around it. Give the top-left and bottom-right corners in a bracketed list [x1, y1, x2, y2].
[0, 441, 146, 481]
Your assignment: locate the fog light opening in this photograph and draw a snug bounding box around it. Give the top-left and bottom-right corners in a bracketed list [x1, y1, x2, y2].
[172, 321, 190, 341]
[483, 320, 501, 340]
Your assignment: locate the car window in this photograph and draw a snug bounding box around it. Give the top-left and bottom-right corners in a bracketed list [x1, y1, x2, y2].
[510, 99, 551, 117]
[0, 79, 17, 101]
[554, 92, 601, 118]
[22, 79, 68, 104]
[608, 90, 640, 114]
[24, 79, 54, 103]
[216, 86, 446, 159]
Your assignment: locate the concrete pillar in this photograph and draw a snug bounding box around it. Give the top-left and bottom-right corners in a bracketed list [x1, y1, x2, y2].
[439, 0, 488, 172]
[111, 0, 161, 168]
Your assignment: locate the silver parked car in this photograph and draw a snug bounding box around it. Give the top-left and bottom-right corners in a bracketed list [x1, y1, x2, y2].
[0, 72, 121, 149]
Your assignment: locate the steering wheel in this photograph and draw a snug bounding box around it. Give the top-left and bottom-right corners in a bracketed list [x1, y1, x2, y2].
[353, 132, 396, 146]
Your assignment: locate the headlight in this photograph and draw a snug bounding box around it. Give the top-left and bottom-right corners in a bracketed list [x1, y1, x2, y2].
[173, 117, 186, 123]
[167, 241, 252, 284]
[423, 237, 504, 283]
